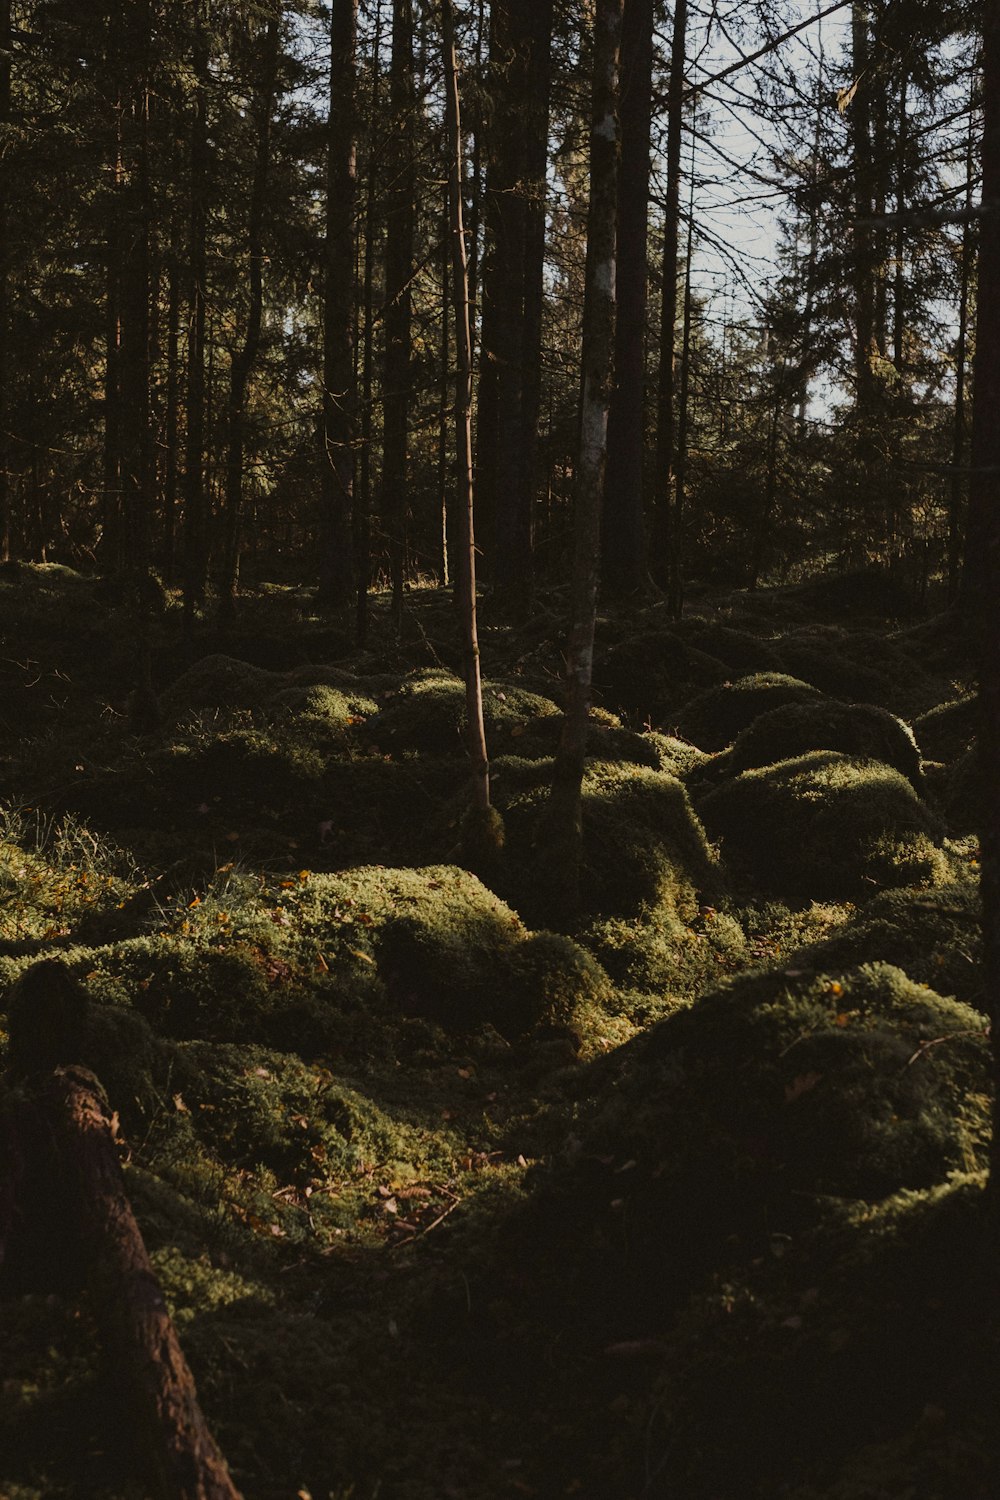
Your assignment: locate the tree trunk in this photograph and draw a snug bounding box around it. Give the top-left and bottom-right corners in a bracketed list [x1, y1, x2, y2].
[851, 2, 878, 423]
[356, 0, 383, 647]
[602, 0, 653, 598]
[950, 93, 977, 602]
[162, 258, 181, 583]
[545, 0, 623, 913]
[441, 0, 494, 843]
[219, 14, 281, 621]
[967, 0, 1000, 1203]
[45, 1066, 244, 1500]
[382, 0, 415, 630]
[183, 16, 209, 636]
[118, 0, 153, 585]
[318, 0, 358, 612]
[0, 0, 11, 562]
[651, 0, 686, 592]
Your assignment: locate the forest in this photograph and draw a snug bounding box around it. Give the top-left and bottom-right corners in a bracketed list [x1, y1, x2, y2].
[1, 0, 999, 1496]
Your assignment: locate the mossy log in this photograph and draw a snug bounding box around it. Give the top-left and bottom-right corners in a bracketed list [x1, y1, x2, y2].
[34, 1063, 243, 1500]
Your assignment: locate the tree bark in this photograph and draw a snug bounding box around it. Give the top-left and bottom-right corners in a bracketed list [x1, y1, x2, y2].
[851, 2, 878, 423]
[382, 0, 415, 629]
[651, 0, 686, 593]
[219, 13, 281, 620]
[967, 0, 1000, 1202]
[45, 1066, 243, 1500]
[545, 0, 623, 912]
[318, 0, 358, 611]
[442, 0, 491, 826]
[602, 0, 653, 598]
[0, 0, 11, 562]
[183, 14, 209, 636]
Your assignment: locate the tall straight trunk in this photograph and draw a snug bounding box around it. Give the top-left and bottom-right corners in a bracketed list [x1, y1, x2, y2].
[797, 21, 825, 431]
[851, 3, 877, 422]
[466, 0, 486, 344]
[437, 172, 451, 587]
[441, 0, 491, 824]
[545, 0, 623, 911]
[103, 5, 124, 571]
[382, 0, 415, 629]
[118, 0, 152, 583]
[515, 0, 555, 598]
[602, 0, 653, 597]
[162, 258, 180, 582]
[967, 0, 1000, 1209]
[651, 0, 686, 591]
[0, 0, 11, 562]
[219, 14, 280, 619]
[891, 70, 908, 372]
[949, 97, 977, 602]
[183, 16, 209, 635]
[318, 0, 358, 611]
[356, 0, 383, 646]
[669, 175, 694, 617]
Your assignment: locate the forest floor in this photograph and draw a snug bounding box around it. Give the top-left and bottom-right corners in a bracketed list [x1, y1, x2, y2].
[0, 562, 994, 1500]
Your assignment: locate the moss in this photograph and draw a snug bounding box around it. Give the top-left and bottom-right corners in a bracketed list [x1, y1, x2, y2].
[599, 962, 990, 1206]
[729, 700, 922, 787]
[495, 762, 720, 927]
[674, 620, 783, 674]
[362, 672, 559, 756]
[160, 654, 284, 722]
[268, 682, 378, 750]
[775, 642, 895, 709]
[788, 882, 983, 1010]
[676, 673, 823, 751]
[943, 743, 981, 834]
[583, 903, 747, 1005]
[502, 930, 628, 1052]
[642, 732, 712, 778]
[915, 694, 977, 763]
[500, 711, 661, 769]
[593, 629, 728, 727]
[699, 752, 946, 901]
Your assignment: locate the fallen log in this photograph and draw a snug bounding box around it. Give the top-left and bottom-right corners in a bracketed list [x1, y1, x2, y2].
[42, 1063, 244, 1500]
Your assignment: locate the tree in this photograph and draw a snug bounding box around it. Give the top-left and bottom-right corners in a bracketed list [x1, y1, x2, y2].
[317, 0, 358, 613]
[545, 0, 623, 911]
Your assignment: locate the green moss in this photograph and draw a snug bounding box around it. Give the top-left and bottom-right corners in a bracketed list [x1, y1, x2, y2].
[496, 762, 720, 927]
[787, 882, 982, 1009]
[593, 629, 728, 727]
[775, 642, 895, 709]
[268, 682, 379, 750]
[362, 671, 559, 756]
[676, 673, 823, 751]
[642, 732, 712, 778]
[500, 712, 661, 769]
[729, 700, 922, 787]
[160, 653, 284, 722]
[674, 620, 782, 674]
[583, 903, 747, 1004]
[914, 693, 977, 763]
[699, 752, 946, 901]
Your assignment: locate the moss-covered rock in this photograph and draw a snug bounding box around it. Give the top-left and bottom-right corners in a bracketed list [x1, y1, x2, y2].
[729, 699, 922, 787]
[362, 671, 559, 756]
[699, 752, 946, 901]
[774, 641, 895, 709]
[268, 682, 379, 750]
[642, 732, 712, 778]
[787, 882, 983, 1009]
[160, 654, 284, 722]
[914, 693, 977, 762]
[497, 712, 660, 769]
[593, 630, 728, 727]
[944, 742, 981, 834]
[674, 620, 782, 675]
[495, 761, 720, 927]
[676, 673, 823, 752]
[583, 903, 747, 1005]
[595, 961, 990, 1206]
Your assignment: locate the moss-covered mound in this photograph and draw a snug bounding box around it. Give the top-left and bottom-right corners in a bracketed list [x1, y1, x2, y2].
[268, 682, 379, 750]
[593, 962, 989, 1209]
[583, 903, 747, 1006]
[729, 698, 922, 787]
[944, 742, 982, 834]
[494, 761, 720, 927]
[160, 653, 285, 721]
[914, 693, 977, 762]
[699, 752, 946, 900]
[642, 732, 713, 778]
[361, 671, 559, 756]
[496, 711, 660, 769]
[787, 882, 983, 1009]
[592, 630, 727, 727]
[672, 620, 782, 675]
[675, 673, 823, 752]
[774, 641, 896, 709]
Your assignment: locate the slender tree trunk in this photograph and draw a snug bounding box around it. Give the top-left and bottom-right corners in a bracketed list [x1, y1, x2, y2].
[219, 15, 280, 620]
[891, 71, 908, 372]
[437, 172, 451, 587]
[356, 0, 382, 647]
[968, 0, 1000, 1210]
[950, 93, 977, 602]
[545, 0, 623, 912]
[851, 2, 877, 423]
[516, 0, 555, 600]
[669, 176, 694, 617]
[382, 0, 415, 630]
[466, 0, 486, 347]
[441, 0, 493, 834]
[104, 4, 124, 572]
[651, 0, 686, 591]
[602, 0, 653, 597]
[183, 16, 209, 636]
[162, 259, 180, 583]
[0, 0, 11, 563]
[118, 0, 153, 585]
[318, 0, 359, 612]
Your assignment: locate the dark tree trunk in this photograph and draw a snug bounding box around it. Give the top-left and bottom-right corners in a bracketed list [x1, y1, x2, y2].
[441, 0, 493, 834]
[183, 18, 209, 636]
[356, 0, 383, 646]
[651, 0, 686, 592]
[162, 258, 181, 583]
[219, 14, 281, 621]
[851, 3, 878, 423]
[967, 0, 1000, 1202]
[382, 0, 415, 629]
[602, 0, 653, 597]
[545, 0, 623, 912]
[318, 0, 358, 612]
[118, 0, 153, 584]
[103, 5, 124, 571]
[0, 0, 10, 562]
[950, 95, 977, 602]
